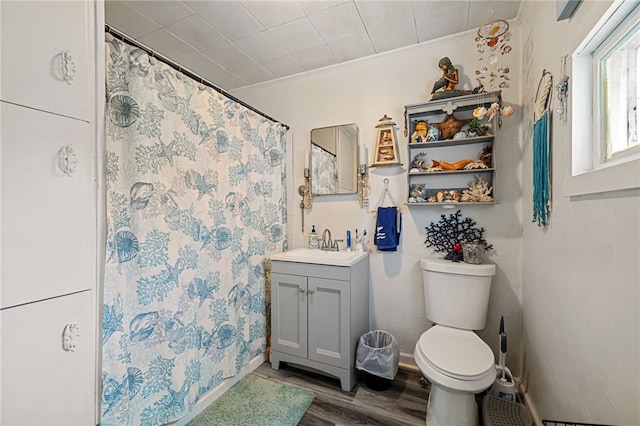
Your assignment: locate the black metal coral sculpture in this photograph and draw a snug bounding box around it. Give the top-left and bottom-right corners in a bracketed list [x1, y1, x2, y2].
[424, 210, 492, 262]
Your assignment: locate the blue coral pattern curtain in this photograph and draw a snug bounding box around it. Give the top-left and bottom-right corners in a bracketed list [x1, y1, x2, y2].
[102, 39, 287, 426]
[311, 143, 336, 193]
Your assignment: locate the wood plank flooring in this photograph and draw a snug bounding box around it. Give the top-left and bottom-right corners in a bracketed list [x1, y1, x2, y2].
[252, 362, 429, 425]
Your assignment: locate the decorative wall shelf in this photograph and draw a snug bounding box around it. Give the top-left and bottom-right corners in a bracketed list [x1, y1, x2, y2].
[405, 90, 502, 206]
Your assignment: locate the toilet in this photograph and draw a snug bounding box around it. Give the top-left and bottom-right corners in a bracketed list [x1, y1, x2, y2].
[414, 257, 497, 426]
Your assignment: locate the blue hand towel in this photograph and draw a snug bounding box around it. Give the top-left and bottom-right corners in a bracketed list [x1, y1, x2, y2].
[374, 206, 401, 251]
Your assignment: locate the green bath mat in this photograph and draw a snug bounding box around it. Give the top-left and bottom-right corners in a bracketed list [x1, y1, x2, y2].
[188, 374, 314, 426]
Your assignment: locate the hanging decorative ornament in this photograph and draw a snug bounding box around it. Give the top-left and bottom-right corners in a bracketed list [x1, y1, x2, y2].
[478, 19, 510, 40]
[556, 55, 570, 124]
[475, 19, 512, 91]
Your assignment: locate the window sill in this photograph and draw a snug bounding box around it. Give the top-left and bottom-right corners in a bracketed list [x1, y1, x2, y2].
[564, 158, 640, 197]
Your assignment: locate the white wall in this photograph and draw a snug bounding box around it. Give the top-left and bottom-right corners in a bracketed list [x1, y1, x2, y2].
[518, 1, 639, 424]
[232, 29, 524, 374]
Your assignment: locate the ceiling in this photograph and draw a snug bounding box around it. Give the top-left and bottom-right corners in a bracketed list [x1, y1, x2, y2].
[106, 0, 522, 92]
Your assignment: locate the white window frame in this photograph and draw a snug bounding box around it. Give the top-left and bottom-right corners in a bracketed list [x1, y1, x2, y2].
[567, 0, 640, 196]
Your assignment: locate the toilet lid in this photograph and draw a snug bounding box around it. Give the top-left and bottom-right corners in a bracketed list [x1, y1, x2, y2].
[418, 326, 495, 380]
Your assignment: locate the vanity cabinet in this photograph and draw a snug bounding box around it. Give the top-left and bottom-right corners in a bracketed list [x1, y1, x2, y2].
[405, 90, 501, 206]
[270, 256, 369, 391]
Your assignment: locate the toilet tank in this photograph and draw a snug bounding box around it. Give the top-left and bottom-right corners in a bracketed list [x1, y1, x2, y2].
[421, 257, 496, 330]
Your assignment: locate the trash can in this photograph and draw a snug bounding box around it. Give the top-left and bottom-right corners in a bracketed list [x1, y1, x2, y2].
[356, 330, 399, 391]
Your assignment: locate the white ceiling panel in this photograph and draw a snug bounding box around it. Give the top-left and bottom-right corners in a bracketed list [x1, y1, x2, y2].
[124, 0, 193, 27]
[105, 0, 522, 91]
[240, 1, 306, 28]
[268, 17, 325, 54]
[196, 1, 263, 41]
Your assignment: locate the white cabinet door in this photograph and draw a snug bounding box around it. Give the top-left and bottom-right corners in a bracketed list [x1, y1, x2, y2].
[0, 289, 96, 425]
[1, 103, 95, 309]
[308, 277, 350, 368]
[0, 0, 93, 121]
[271, 273, 308, 359]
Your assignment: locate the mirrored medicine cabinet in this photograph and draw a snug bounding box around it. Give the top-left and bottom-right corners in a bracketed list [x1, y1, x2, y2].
[310, 123, 358, 196]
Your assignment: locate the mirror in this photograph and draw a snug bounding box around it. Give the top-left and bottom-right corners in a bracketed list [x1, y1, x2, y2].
[311, 124, 358, 195]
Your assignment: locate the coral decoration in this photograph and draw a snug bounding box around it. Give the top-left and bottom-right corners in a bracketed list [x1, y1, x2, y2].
[424, 210, 492, 262]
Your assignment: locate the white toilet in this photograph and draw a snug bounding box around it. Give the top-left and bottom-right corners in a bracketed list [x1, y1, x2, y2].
[414, 257, 497, 426]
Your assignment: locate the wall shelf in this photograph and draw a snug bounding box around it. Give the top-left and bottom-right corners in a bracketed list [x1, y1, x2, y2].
[405, 90, 502, 205]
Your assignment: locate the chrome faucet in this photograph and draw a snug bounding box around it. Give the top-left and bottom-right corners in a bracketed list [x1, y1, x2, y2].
[321, 228, 342, 251]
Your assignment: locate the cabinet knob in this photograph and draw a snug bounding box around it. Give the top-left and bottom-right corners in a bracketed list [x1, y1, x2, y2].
[299, 288, 305, 293]
[307, 289, 315, 294]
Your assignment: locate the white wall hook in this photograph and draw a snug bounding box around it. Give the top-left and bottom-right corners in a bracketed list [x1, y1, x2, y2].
[58, 144, 78, 176]
[61, 50, 76, 85]
[62, 320, 80, 352]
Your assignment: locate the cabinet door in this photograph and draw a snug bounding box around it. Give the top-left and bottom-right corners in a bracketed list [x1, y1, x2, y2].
[0, 290, 96, 425]
[1, 103, 95, 309]
[0, 0, 93, 121]
[308, 277, 351, 368]
[271, 273, 308, 358]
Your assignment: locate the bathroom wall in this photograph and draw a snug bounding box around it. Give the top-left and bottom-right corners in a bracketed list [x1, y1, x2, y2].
[517, 1, 639, 425]
[232, 27, 524, 374]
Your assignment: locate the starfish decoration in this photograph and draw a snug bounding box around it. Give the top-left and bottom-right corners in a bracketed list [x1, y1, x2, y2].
[434, 114, 472, 140]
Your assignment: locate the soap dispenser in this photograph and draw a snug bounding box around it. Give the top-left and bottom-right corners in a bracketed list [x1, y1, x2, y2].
[308, 225, 318, 249]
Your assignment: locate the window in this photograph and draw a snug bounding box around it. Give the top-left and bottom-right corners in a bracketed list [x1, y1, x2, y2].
[595, 12, 639, 165]
[568, 1, 640, 196]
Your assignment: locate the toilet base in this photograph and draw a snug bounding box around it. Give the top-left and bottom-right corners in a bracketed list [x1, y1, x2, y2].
[425, 384, 479, 426]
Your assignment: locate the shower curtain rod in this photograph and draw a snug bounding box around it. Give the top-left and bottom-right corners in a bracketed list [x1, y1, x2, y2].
[104, 25, 290, 131]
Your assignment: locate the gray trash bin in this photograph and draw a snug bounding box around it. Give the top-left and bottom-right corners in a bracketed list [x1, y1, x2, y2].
[356, 330, 399, 390]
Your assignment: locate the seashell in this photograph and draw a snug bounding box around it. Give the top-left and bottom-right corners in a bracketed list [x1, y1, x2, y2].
[225, 192, 237, 212]
[115, 230, 139, 263]
[453, 131, 467, 140]
[216, 130, 229, 152]
[184, 169, 200, 189]
[266, 223, 283, 242]
[268, 148, 283, 167]
[499, 82, 510, 88]
[127, 367, 144, 399]
[473, 106, 487, 118]
[502, 45, 512, 54]
[216, 226, 233, 250]
[502, 105, 515, 117]
[487, 37, 499, 47]
[109, 95, 140, 127]
[489, 54, 498, 65]
[102, 374, 121, 404]
[129, 311, 159, 342]
[130, 182, 154, 210]
[128, 49, 150, 76]
[216, 323, 237, 349]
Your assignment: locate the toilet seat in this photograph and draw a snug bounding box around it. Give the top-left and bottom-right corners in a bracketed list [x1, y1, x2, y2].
[416, 325, 495, 380]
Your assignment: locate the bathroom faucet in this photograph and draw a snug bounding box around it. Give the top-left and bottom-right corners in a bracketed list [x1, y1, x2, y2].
[321, 228, 342, 251]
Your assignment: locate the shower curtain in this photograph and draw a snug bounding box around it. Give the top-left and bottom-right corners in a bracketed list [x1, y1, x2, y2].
[101, 38, 287, 426]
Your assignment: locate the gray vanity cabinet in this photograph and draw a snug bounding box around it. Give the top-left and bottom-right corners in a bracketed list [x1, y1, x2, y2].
[270, 256, 369, 391]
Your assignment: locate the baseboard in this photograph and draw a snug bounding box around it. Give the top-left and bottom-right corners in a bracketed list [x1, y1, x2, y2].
[399, 351, 418, 370]
[519, 383, 544, 426]
[170, 353, 267, 426]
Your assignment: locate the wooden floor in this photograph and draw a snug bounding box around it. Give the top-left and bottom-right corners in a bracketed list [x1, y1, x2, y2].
[252, 362, 429, 425]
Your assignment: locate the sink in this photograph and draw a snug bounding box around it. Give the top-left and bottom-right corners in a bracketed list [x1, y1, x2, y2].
[271, 247, 368, 267]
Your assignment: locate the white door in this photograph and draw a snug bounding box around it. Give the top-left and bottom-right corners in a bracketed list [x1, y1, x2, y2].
[0, 290, 96, 425]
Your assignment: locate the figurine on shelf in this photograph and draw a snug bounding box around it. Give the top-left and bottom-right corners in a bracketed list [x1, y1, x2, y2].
[409, 183, 428, 203]
[431, 57, 459, 94]
[411, 121, 428, 144]
[430, 57, 484, 101]
[427, 124, 440, 141]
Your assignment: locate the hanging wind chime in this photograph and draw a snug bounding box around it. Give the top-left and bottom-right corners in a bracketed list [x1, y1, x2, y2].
[475, 18, 513, 92]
